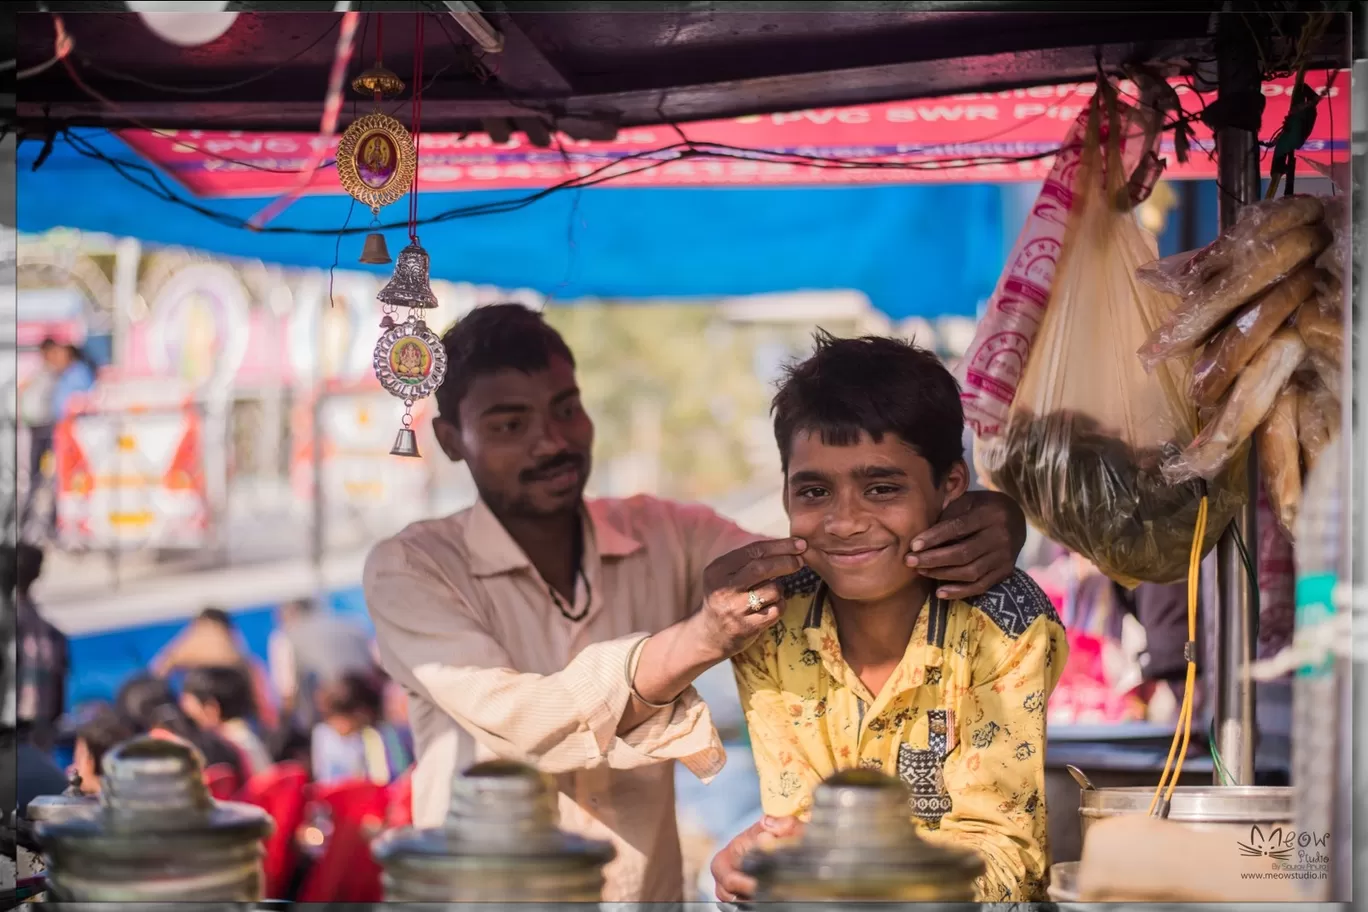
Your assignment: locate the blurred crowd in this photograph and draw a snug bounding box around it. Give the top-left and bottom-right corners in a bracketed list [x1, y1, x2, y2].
[6, 539, 415, 900]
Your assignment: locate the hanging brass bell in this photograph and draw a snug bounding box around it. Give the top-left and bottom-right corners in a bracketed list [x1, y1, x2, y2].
[390, 427, 421, 458]
[359, 232, 392, 265]
[377, 241, 439, 310]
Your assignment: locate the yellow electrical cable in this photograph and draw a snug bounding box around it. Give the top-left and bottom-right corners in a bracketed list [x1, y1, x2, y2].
[1148, 494, 1208, 816]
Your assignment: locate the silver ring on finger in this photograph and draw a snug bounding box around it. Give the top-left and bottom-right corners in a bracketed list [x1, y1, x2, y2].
[746, 589, 765, 613]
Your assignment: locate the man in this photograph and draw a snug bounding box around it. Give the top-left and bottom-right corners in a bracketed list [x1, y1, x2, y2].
[6, 543, 68, 752]
[267, 597, 375, 737]
[363, 303, 1029, 902]
[152, 607, 278, 731]
[22, 340, 95, 535]
[712, 334, 1068, 903]
[2, 542, 72, 817]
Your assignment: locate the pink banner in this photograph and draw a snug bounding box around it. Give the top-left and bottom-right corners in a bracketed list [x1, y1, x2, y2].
[120, 72, 1349, 197]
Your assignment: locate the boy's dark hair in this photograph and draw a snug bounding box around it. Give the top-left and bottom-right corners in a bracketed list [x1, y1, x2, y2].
[435, 303, 575, 421]
[771, 331, 965, 481]
[182, 665, 258, 723]
[319, 671, 384, 721]
[197, 607, 234, 630]
[75, 703, 136, 779]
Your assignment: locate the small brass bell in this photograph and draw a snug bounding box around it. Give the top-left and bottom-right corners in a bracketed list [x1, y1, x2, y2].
[377, 241, 439, 310]
[390, 427, 421, 458]
[360, 232, 392, 265]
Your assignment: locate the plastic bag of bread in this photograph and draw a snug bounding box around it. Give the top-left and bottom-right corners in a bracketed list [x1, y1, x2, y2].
[1163, 329, 1307, 483]
[1317, 194, 1349, 285]
[1257, 384, 1301, 538]
[1135, 194, 1330, 368]
[976, 84, 1244, 588]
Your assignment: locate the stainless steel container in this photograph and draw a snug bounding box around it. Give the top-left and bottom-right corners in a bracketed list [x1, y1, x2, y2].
[372, 759, 615, 903]
[742, 768, 983, 903]
[26, 771, 100, 826]
[1078, 785, 1295, 848]
[1047, 860, 1079, 902]
[33, 736, 273, 908]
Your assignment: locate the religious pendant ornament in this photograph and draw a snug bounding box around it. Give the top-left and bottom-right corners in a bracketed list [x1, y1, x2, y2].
[338, 20, 413, 264]
[373, 240, 444, 458]
[337, 111, 416, 218]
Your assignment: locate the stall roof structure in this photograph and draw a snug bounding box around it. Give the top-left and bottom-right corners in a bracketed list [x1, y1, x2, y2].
[11, 2, 1351, 135]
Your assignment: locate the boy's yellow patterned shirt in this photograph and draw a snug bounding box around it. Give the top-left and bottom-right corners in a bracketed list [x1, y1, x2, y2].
[732, 568, 1068, 903]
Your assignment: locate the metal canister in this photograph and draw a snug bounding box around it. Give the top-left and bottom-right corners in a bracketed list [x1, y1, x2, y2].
[742, 768, 983, 903]
[33, 735, 273, 908]
[26, 770, 100, 826]
[372, 759, 615, 904]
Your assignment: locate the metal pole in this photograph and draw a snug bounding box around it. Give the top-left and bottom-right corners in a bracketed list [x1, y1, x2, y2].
[1211, 14, 1262, 786]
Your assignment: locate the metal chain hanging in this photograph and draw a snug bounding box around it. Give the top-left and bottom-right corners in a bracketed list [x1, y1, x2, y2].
[371, 13, 445, 458]
[338, 12, 415, 264]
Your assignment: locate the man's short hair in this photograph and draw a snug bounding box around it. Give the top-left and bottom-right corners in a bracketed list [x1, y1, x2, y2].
[182, 665, 257, 723]
[771, 331, 965, 481]
[435, 303, 575, 421]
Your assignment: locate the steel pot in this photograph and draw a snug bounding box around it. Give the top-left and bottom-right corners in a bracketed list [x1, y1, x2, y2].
[1079, 784, 1295, 848]
[33, 735, 273, 908]
[372, 758, 615, 903]
[742, 768, 983, 904]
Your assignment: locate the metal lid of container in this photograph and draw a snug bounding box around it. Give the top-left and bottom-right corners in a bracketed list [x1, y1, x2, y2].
[742, 769, 983, 891]
[372, 759, 615, 870]
[34, 736, 272, 848]
[26, 771, 99, 825]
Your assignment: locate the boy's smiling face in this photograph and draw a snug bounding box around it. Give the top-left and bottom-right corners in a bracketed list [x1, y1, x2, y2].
[786, 429, 968, 603]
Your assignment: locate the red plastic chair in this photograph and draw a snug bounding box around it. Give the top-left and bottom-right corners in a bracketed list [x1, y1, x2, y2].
[384, 767, 414, 829]
[294, 779, 389, 903]
[236, 761, 310, 901]
[203, 763, 241, 801]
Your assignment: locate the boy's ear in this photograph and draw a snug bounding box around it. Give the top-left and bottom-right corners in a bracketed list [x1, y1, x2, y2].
[941, 460, 970, 508]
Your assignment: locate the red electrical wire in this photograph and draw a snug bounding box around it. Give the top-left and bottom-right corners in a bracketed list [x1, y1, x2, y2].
[408, 13, 424, 243]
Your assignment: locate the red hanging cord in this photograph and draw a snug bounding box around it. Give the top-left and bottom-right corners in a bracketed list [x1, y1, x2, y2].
[407, 13, 425, 243]
[373, 12, 383, 106]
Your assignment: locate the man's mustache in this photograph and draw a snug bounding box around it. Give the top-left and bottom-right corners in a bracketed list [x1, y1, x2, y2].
[520, 453, 586, 483]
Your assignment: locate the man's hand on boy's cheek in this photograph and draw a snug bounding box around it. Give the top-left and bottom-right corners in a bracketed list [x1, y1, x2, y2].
[905, 490, 1028, 599]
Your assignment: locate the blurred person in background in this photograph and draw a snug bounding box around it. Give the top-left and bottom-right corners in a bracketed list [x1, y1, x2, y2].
[69, 703, 136, 796]
[152, 607, 278, 731]
[311, 671, 412, 785]
[116, 673, 248, 783]
[181, 666, 273, 777]
[21, 340, 95, 536]
[363, 303, 1028, 902]
[5, 542, 68, 752]
[2, 543, 70, 814]
[267, 597, 373, 748]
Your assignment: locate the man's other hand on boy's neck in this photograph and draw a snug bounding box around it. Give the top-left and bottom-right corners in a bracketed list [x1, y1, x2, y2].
[828, 577, 933, 698]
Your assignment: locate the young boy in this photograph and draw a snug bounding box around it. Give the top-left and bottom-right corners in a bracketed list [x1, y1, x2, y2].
[310, 671, 413, 786]
[181, 665, 273, 777]
[713, 333, 1068, 903]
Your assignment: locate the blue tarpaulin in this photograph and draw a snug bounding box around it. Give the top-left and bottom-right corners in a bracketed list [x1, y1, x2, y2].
[17, 129, 1010, 319]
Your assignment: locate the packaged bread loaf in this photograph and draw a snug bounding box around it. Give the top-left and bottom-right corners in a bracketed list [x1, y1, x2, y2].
[1317, 194, 1349, 285]
[1297, 377, 1338, 477]
[1296, 286, 1344, 364]
[1152, 194, 1325, 294]
[1163, 329, 1308, 483]
[1189, 266, 1321, 407]
[1257, 385, 1301, 537]
[1137, 220, 1329, 367]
